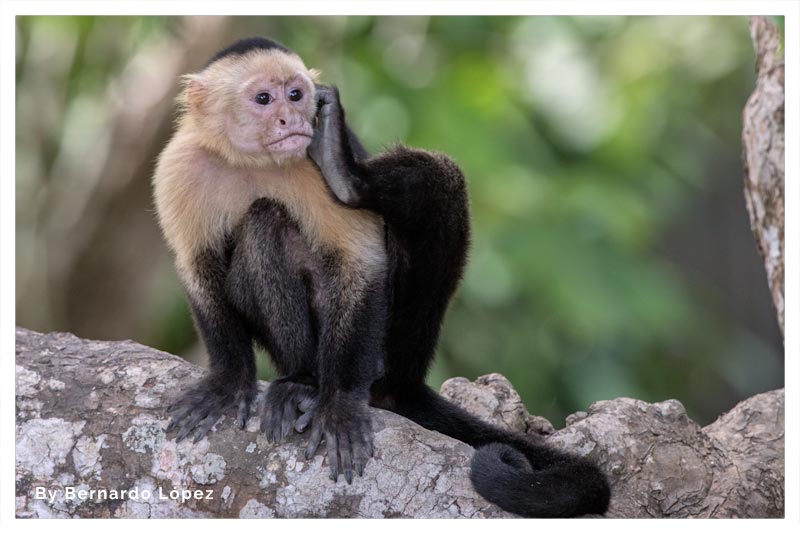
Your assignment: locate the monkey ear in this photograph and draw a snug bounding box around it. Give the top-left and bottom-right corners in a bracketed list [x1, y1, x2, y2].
[308, 68, 322, 83]
[181, 74, 207, 114]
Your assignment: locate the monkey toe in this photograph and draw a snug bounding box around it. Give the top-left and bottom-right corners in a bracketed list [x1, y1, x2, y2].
[348, 420, 374, 480]
[305, 423, 323, 461]
[305, 398, 374, 483]
[295, 410, 313, 433]
[325, 431, 340, 481]
[166, 381, 254, 443]
[192, 413, 221, 443]
[175, 407, 213, 443]
[259, 379, 318, 444]
[236, 399, 250, 430]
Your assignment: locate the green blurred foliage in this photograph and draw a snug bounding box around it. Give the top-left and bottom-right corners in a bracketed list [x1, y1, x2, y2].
[16, 16, 783, 426]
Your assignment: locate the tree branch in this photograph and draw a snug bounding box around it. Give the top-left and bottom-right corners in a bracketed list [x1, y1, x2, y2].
[15, 328, 783, 518]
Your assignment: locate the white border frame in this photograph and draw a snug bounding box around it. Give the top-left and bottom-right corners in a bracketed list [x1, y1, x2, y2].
[2, 2, 798, 532]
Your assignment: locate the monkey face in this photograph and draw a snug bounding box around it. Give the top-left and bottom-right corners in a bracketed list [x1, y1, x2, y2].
[229, 69, 316, 161]
[184, 49, 319, 167]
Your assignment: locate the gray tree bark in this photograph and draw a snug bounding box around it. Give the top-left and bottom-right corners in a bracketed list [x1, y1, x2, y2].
[15, 328, 783, 518]
[743, 16, 785, 336]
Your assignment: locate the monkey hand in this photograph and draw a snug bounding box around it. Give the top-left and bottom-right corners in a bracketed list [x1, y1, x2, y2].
[312, 83, 341, 121]
[304, 392, 374, 484]
[308, 85, 343, 164]
[166, 377, 255, 443]
[308, 86, 361, 206]
[258, 377, 318, 443]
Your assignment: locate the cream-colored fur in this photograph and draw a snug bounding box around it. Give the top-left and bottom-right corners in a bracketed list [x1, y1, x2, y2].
[177, 50, 319, 169]
[153, 50, 385, 290]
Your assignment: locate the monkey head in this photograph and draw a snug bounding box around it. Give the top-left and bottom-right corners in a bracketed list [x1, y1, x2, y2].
[180, 44, 320, 168]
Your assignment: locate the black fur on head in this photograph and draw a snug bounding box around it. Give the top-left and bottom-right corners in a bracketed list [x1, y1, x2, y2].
[205, 37, 294, 68]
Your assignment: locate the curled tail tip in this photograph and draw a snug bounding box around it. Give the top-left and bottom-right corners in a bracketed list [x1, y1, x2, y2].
[470, 442, 611, 518]
[471, 442, 532, 475]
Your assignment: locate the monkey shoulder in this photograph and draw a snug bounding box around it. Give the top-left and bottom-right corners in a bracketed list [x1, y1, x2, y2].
[154, 138, 267, 269]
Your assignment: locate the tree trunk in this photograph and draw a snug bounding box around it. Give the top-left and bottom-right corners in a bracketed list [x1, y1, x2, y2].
[742, 16, 785, 336]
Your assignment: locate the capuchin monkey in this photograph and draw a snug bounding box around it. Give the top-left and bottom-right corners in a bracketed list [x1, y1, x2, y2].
[153, 37, 610, 518]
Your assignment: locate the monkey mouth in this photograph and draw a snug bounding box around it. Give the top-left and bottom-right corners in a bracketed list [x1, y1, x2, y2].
[266, 133, 313, 151]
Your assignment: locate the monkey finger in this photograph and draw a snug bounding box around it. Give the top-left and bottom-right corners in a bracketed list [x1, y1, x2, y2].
[265, 417, 276, 443]
[325, 431, 340, 482]
[316, 88, 336, 106]
[167, 392, 198, 414]
[305, 424, 323, 460]
[174, 404, 213, 442]
[265, 418, 277, 444]
[166, 419, 179, 434]
[294, 411, 313, 433]
[233, 388, 253, 429]
[358, 436, 373, 473]
[280, 399, 296, 441]
[267, 399, 286, 443]
[338, 431, 354, 484]
[298, 394, 317, 413]
[166, 401, 197, 431]
[166, 412, 186, 433]
[175, 420, 198, 443]
[359, 418, 375, 458]
[166, 401, 183, 415]
[350, 432, 370, 478]
[236, 399, 250, 430]
[192, 413, 219, 443]
[258, 396, 272, 435]
[259, 409, 270, 435]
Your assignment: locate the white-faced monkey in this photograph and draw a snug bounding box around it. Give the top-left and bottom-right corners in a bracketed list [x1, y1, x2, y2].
[152, 37, 610, 517]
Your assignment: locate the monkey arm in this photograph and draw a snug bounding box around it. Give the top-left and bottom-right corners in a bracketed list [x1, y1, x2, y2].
[309, 86, 467, 232]
[346, 124, 369, 162]
[308, 86, 366, 206]
[166, 248, 257, 442]
[314, 84, 369, 163]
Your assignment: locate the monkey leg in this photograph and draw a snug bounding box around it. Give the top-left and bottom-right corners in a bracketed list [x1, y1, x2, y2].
[302, 274, 387, 484]
[227, 198, 321, 442]
[310, 85, 469, 387]
[359, 149, 470, 389]
[167, 247, 258, 443]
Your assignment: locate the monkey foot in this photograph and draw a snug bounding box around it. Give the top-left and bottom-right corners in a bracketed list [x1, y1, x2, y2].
[166, 378, 254, 443]
[258, 377, 318, 444]
[304, 393, 374, 484]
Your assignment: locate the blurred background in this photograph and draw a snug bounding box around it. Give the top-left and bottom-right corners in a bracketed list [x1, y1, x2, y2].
[15, 16, 784, 426]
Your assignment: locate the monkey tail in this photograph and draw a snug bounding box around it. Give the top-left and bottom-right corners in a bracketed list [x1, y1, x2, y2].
[469, 441, 610, 517]
[386, 386, 610, 518]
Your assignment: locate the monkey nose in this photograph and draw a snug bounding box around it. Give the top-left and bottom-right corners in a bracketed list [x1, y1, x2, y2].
[279, 118, 286, 126]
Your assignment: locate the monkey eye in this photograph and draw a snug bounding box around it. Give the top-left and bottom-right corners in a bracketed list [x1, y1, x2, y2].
[288, 89, 303, 102]
[255, 92, 273, 105]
